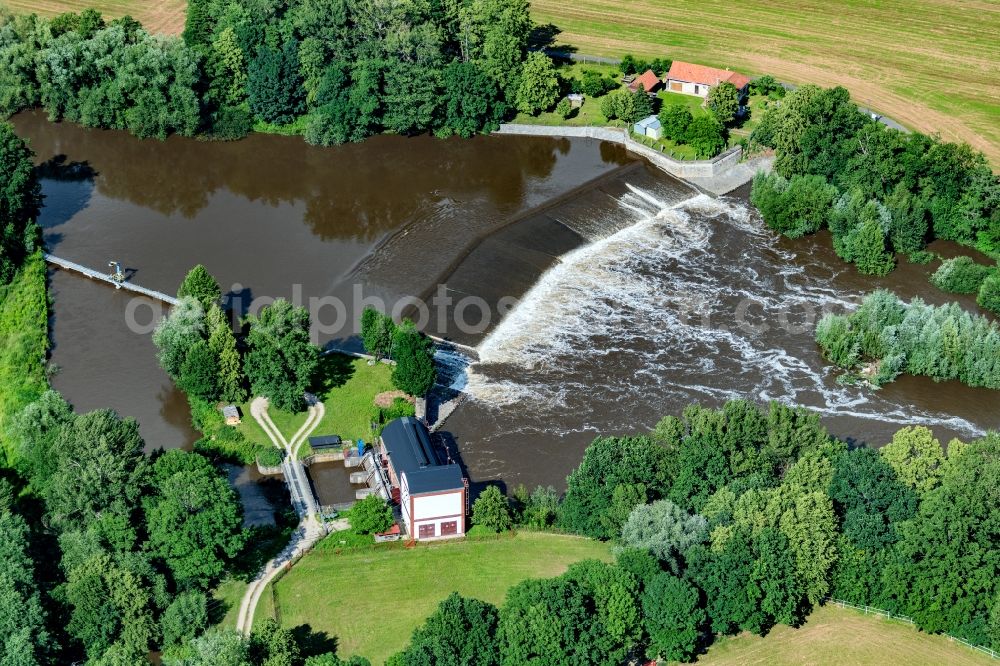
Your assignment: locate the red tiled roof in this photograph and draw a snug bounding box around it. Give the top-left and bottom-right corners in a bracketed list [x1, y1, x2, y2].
[667, 61, 750, 89]
[628, 69, 662, 92]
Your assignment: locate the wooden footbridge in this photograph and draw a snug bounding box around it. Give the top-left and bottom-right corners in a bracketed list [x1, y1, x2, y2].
[44, 254, 179, 305]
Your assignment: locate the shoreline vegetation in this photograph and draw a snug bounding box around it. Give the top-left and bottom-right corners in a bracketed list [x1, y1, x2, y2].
[259, 399, 1000, 665]
[0, 0, 998, 663]
[0, 251, 48, 465]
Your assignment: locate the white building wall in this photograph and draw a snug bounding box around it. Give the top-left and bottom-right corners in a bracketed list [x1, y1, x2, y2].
[413, 492, 463, 520]
[667, 80, 709, 97]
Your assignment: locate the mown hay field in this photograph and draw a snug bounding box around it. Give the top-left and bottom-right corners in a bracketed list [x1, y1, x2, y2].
[1, 0, 185, 37]
[698, 603, 994, 665]
[531, 0, 1000, 164]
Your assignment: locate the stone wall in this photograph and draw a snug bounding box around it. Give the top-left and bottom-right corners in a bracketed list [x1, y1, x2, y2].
[494, 124, 743, 180]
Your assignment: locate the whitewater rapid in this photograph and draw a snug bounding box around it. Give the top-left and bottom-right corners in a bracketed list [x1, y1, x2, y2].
[457, 182, 988, 440]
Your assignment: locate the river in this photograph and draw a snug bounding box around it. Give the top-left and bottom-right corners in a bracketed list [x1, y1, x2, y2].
[12, 110, 999, 496]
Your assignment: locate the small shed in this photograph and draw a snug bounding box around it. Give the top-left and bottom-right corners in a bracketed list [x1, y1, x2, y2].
[309, 435, 343, 450]
[221, 405, 241, 426]
[633, 115, 663, 140]
[628, 69, 663, 94]
[567, 93, 584, 108]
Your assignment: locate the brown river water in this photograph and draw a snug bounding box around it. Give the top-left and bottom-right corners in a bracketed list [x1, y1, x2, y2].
[12, 110, 999, 498]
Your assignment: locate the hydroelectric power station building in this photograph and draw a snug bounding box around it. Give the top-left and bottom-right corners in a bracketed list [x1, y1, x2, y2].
[378, 417, 468, 540]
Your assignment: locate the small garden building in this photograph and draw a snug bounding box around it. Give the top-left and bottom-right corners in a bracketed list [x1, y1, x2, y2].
[633, 115, 662, 139]
[665, 61, 750, 97]
[628, 69, 663, 94]
[378, 417, 467, 540]
[221, 405, 241, 426]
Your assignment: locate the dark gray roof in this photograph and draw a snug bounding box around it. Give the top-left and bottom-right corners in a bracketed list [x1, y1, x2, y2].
[381, 417, 463, 494]
[309, 435, 342, 449]
[406, 465, 464, 494]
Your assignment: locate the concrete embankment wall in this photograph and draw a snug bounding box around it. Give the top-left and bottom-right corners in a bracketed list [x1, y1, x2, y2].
[493, 124, 743, 180]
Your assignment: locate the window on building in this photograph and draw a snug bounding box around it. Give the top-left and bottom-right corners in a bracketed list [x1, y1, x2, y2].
[418, 524, 436, 538]
[441, 521, 458, 536]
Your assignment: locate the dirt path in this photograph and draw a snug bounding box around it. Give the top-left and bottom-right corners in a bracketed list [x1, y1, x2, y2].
[235, 396, 326, 635]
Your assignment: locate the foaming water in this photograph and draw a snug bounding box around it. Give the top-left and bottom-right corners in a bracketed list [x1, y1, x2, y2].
[460, 183, 993, 450]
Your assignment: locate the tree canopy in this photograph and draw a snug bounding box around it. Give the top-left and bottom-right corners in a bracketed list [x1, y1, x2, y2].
[145, 450, 245, 589]
[177, 264, 222, 310]
[390, 320, 437, 398]
[0, 122, 41, 283]
[244, 299, 318, 411]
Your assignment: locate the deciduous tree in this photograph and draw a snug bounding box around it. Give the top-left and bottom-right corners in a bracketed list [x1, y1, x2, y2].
[161, 590, 208, 648]
[707, 81, 740, 124]
[360, 307, 396, 361]
[0, 509, 55, 663]
[684, 115, 727, 158]
[617, 499, 708, 572]
[0, 122, 41, 283]
[880, 426, 945, 495]
[393, 592, 500, 665]
[247, 41, 305, 125]
[391, 320, 436, 397]
[154, 297, 206, 381]
[472, 485, 512, 533]
[641, 572, 704, 662]
[46, 409, 150, 534]
[244, 299, 318, 412]
[10, 389, 74, 494]
[560, 436, 672, 539]
[349, 495, 394, 535]
[514, 52, 559, 116]
[179, 339, 220, 401]
[145, 450, 245, 589]
[658, 104, 692, 142]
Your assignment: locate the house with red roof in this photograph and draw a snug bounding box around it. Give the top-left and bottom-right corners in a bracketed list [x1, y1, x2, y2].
[665, 61, 750, 98]
[627, 69, 663, 94]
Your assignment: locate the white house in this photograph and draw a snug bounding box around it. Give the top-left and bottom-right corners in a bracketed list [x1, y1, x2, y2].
[379, 417, 467, 540]
[665, 61, 750, 98]
[633, 115, 662, 139]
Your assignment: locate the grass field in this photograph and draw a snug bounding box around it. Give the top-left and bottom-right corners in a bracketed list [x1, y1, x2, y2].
[261, 531, 611, 664]
[0, 253, 49, 466]
[531, 0, 1000, 165]
[237, 353, 399, 458]
[697, 603, 994, 665]
[1, 0, 186, 36]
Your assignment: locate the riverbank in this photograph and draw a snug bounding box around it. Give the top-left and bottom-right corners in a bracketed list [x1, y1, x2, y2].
[492, 124, 771, 195]
[0, 252, 49, 465]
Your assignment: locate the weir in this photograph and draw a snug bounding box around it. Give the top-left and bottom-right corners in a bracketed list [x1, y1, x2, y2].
[44, 253, 179, 305]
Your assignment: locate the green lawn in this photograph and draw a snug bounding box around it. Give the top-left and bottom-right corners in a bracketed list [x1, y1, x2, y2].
[262, 531, 611, 664]
[237, 353, 399, 459]
[657, 90, 708, 116]
[210, 576, 247, 629]
[0, 253, 49, 465]
[696, 603, 994, 666]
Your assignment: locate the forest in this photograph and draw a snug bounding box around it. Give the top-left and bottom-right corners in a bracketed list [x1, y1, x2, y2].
[0, 0, 541, 142]
[750, 85, 999, 275]
[393, 400, 1000, 664]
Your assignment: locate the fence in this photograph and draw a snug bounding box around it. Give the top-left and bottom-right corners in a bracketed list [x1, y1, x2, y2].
[494, 124, 743, 180]
[826, 598, 998, 659]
